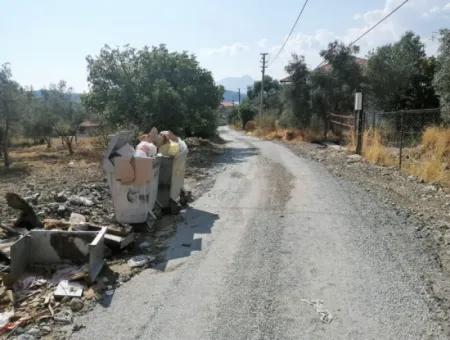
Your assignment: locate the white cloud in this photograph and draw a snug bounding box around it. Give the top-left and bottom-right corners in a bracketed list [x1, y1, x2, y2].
[257, 38, 268, 49]
[265, 0, 448, 80]
[200, 42, 249, 57]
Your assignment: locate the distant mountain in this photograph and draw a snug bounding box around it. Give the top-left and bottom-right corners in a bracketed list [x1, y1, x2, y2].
[223, 89, 246, 103]
[218, 75, 254, 93]
[33, 90, 82, 103]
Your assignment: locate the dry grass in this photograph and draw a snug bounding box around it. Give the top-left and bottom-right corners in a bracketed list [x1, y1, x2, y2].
[405, 126, 450, 186]
[7, 136, 105, 168]
[355, 127, 450, 186]
[362, 130, 396, 167]
[247, 117, 332, 144]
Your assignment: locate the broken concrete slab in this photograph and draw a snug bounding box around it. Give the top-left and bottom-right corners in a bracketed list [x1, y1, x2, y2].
[104, 233, 135, 250]
[9, 228, 106, 282]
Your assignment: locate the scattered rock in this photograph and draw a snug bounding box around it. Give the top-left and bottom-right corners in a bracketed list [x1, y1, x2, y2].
[40, 325, 52, 335]
[26, 327, 40, 336]
[70, 298, 84, 312]
[55, 191, 68, 203]
[68, 195, 94, 207]
[57, 205, 67, 215]
[54, 309, 73, 324]
[422, 185, 437, 193]
[346, 154, 362, 163]
[72, 323, 85, 332]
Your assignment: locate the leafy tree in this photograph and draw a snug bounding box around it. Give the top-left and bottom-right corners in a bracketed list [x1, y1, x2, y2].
[239, 101, 257, 127]
[433, 29, 450, 123]
[367, 31, 438, 110]
[247, 76, 283, 114]
[0, 64, 24, 168]
[319, 41, 364, 112]
[283, 54, 311, 127]
[85, 44, 223, 137]
[22, 89, 54, 147]
[42, 81, 85, 155]
[310, 69, 335, 137]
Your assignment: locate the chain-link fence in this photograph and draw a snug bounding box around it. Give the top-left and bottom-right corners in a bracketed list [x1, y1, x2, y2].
[365, 108, 441, 169]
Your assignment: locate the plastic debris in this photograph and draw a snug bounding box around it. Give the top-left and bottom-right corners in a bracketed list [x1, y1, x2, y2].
[68, 195, 94, 207]
[136, 141, 157, 157]
[69, 212, 86, 226]
[54, 280, 84, 297]
[127, 255, 155, 268]
[301, 299, 334, 324]
[159, 140, 180, 157]
[0, 310, 14, 328]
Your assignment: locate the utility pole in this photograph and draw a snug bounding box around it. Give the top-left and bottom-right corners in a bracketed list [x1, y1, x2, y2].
[259, 53, 268, 118]
[238, 88, 241, 105]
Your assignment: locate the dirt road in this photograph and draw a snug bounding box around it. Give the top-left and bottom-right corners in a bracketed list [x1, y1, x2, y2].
[74, 127, 447, 339]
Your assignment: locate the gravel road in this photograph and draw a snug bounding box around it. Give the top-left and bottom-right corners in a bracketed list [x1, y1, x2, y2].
[74, 126, 447, 339]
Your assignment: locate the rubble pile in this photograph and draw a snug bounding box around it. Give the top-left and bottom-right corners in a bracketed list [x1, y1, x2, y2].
[0, 128, 192, 338]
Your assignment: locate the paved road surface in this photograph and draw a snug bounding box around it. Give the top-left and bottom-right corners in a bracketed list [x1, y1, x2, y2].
[75, 127, 445, 339]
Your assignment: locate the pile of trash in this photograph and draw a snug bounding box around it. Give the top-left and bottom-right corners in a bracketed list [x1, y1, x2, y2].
[0, 128, 189, 337]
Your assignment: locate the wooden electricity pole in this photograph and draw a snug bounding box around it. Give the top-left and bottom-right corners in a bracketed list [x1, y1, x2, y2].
[259, 53, 268, 118]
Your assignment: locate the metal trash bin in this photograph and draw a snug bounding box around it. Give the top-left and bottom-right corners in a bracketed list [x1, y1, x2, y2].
[157, 140, 188, 211]
[103, 131, 161, 224]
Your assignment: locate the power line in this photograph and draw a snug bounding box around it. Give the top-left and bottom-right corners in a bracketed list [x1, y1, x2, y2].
[348, 0, 410, 47]
[314, 0, 410, 70]
[269, 0, 310, 67]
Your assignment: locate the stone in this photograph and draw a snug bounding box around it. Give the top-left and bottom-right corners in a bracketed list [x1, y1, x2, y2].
[422, 185, 437, 193]
[54, 309, 73, 324]
[70, 298, 84, 312]
[26, 327, 40, 336]
[68, 195, 94, 207]
[40, 325, 52, 335]
[57, 205, 67, 215]
[72, 323, 85, 332]
[17, 335, 35, 340]
[47, 202, 59, 211]
[346, 154, 362, 163]
[55, 192, 68, 203]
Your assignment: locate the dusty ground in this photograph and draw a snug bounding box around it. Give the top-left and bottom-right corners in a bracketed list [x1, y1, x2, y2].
[0, 136, 227, 339]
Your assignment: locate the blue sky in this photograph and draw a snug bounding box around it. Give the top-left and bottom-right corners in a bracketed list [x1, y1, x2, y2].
[2, 0, 449, 92]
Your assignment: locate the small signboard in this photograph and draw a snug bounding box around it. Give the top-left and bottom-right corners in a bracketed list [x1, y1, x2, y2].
[354, 92, 362, 111]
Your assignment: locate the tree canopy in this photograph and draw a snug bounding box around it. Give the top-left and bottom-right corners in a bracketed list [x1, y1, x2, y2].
[367, 32, 438, 111]
[433, 29, 450, 123]
[85, 44, 223, 137]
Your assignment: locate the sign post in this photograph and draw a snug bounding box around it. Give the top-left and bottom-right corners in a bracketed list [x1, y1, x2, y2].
[355, 92, 364, 155]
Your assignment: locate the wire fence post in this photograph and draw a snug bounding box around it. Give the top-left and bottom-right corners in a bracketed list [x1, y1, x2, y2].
[399, 110, 404, 170]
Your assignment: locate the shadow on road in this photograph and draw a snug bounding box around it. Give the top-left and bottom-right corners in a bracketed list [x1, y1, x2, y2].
[156, 207, 219, 271]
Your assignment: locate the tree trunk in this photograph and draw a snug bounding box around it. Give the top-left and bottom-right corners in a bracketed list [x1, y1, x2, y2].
[45, 137, 52, 148]
[64, 136, 74, 155]
[2, 122, 10, 168]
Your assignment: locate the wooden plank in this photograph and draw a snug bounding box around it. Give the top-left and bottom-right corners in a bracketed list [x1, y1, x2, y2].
[329, 113, 353, 120]
[331, 120, 353, 129]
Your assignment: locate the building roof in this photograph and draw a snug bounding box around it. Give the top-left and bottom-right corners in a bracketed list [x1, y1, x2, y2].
[220, 101, 235, 108]
[79, 120, 100, 128]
